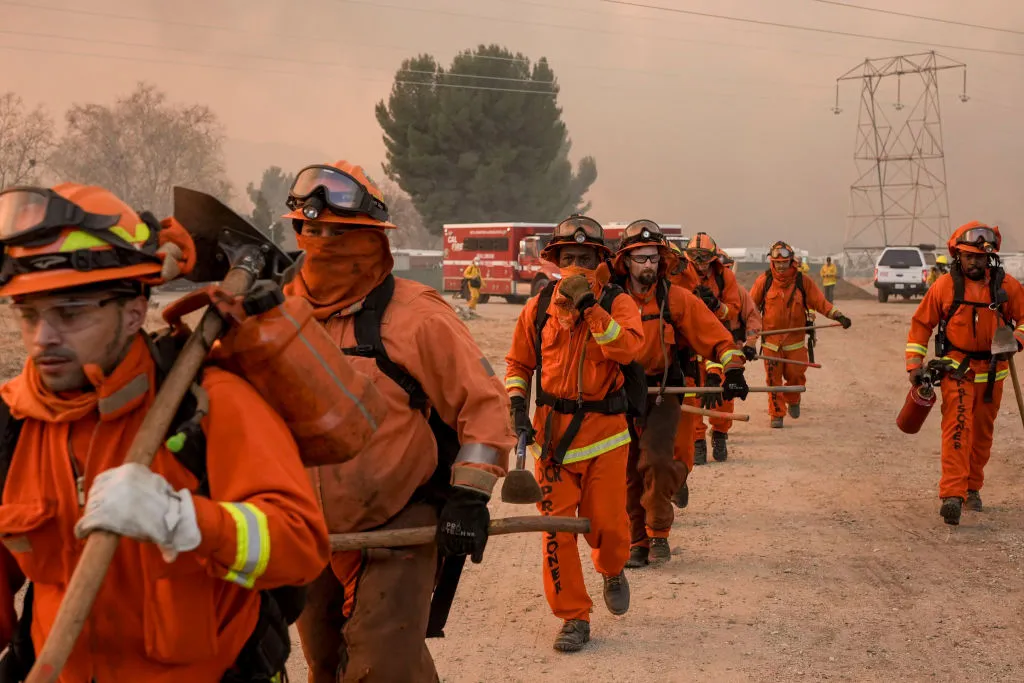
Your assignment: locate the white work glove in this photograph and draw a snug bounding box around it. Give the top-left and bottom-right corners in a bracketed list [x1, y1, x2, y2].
[74, 463, 202, 563]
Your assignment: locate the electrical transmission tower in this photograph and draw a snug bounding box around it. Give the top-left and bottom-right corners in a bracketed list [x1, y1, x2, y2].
[833, 52, 968, 271]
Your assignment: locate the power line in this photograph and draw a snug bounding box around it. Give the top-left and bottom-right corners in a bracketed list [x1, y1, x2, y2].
[599, 0, 1024, 58]
[811, 0, 1024, 38]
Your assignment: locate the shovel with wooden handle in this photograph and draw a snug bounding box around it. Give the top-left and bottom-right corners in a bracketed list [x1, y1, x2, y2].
[330, 515, 589, 551]
[761, 323, 842, 336]
[753, 355, 822, 369]
[993, 325, 1024, 431]
[25, 188, 297, 683]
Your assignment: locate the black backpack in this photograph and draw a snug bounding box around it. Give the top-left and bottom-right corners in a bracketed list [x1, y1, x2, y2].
[532, 280, 647, 464]
[0, 331, 303, 683]
[755, 269, 815, 361]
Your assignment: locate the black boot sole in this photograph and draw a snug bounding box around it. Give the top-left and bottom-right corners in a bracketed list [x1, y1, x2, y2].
[940, 499, 962, 526]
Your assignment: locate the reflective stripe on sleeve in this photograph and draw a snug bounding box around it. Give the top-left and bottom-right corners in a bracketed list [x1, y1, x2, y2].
[906, 343, 928, 356]
[594, 319, 622, 345]
[220, 502, 271, 590]
[505, 376, 529, 392]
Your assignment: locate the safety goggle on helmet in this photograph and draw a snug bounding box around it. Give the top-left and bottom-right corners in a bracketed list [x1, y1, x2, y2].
[952, 224, 1001, 255]
[684, 232, 719, 265]
[619, 220, 666, 249]
[286, 164, 390, 224]
[770, 241, 795, 260]
[542, 214, 611, 264]
[0, 187, 122, 247]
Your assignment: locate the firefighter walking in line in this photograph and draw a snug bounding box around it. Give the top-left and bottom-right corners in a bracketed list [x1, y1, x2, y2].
[820, 256, 839, 304]
[0, 183, 330, 681]
[669, 233, 743, 463]
[505, 215, 642, 653]
[282, 161, 515, 681]
[463, 256, 483, 316]
[905, 222, 1024, 526]
[611, 221, 747, 568]
[750, 241, 852, 428]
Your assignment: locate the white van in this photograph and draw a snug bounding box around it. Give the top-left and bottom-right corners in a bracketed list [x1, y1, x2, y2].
[874, 247, 935, 303]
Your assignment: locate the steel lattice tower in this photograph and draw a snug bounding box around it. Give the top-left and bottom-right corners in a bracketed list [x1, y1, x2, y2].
[833, 52, 968, 269]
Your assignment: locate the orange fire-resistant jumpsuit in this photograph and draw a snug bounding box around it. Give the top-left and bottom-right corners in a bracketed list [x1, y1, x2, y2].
[626, 281, 742, 548]
[906, 272, 1024, 501]
[289, 274, 514, 682]
[670, 260, 743, 438]
[0, 336, 330, 683]
[750, 264, 841, 419]
[505, 278, 643, 623]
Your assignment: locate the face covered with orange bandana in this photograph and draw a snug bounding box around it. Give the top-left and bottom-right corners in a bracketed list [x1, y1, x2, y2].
[769, 241, 797, 279]
[280, 161, 398, 319]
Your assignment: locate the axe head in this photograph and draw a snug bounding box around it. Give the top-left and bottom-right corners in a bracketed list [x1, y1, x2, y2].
[993, 325, 1018, 357]
[500, 471, 543, 504]
[173, 187, 299, 285]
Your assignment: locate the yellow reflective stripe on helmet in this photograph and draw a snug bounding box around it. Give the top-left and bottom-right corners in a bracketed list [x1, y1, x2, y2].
[505, 376, 528, 392]
[220, 502, 271, 589]
[58, 223, 151, 252]
[528, 429, 631, 464]
[782, 341, 806, 352]
[906, 343, 928, 356]
[594, 319, 622, 345]
[974, 369, 1009, 383]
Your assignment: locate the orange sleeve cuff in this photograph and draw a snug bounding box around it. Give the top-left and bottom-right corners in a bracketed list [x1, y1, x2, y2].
[192, 496, 236, 569]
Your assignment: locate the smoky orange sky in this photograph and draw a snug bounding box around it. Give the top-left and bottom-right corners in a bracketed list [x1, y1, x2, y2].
[1, 0, 1021, 253]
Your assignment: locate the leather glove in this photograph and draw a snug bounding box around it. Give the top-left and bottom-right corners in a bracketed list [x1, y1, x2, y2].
[701, 373, 723, 410]
[909, 367, 924, 386]
[74, 463, 201, 563]
[742, 345, 758, 361]
[835, 314, 852, 330]
[510, 396, 534, 443]
[695, 286, 721, 313]
[437, 489, 490, 563]
[722, 368, 750, 401]
[558, 275, 597, 311]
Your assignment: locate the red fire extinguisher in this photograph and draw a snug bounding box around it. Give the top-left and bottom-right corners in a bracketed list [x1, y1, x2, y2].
[896, 360, 950, 434]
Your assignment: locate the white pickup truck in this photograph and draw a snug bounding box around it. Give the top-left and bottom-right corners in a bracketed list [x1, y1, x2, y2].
[874, 247, 935, 303]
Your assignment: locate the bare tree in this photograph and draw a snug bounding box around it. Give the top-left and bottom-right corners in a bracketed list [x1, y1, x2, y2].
[50, 83, 231, 216]
[0, 92, 55, 189]
[378, 177, 438, 250]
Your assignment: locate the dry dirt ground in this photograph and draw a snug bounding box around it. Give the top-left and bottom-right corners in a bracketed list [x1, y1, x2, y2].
[4, 296, 1024, 682]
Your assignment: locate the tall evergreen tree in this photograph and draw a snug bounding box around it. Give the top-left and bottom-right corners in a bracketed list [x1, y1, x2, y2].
[376, 45, 597, 235]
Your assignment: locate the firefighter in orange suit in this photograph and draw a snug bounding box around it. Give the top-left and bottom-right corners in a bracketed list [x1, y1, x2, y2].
[611, 221, 746, 568]
[750, 241, 851, 428]
[906, 222, 1024, 526]
[505, 215, 642, 653]
[283, 161, 515, 682]
[669, 233, 743, 463]
[0, 184, 330, 682]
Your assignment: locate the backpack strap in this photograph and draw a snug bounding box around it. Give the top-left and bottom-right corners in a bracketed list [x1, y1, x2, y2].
[342, 274, 430, 412]
[0, 397, 23, 498]
[756, 269, 772, 316]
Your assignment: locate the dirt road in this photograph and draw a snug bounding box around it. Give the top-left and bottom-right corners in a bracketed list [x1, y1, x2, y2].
[4, 297, 1024, 681]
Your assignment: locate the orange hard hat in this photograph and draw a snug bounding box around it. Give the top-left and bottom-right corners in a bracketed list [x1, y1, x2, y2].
[612, 219, 676, 275]
[684, 232, 719, 265]
[541, 214, 611, 265]
[0, 183, 165, 298]
[769, 240, 795, 261]
[948, 221, 1001, 256]
[283, 160, 397, 230]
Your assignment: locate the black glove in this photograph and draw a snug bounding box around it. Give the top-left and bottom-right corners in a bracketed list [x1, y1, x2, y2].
[510, 396, 534, 443]
[909, 367, 924, 386]
[722, 368, 749, 401]
[742, 345, 758, 361]
[695, 286, 721, 313]
[836, 314, 852, 330]
[702, 373, 723, 410]
[438, 489, 490, 563]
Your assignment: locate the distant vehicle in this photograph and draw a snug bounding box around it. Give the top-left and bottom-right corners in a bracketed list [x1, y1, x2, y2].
[874, 246, 934, 303]
[442, 222, 683, 303]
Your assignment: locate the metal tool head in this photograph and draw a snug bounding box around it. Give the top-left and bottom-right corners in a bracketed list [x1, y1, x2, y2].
[993, 325, 1018, 357]
[500, 470, 544, 504]
[173, 187, 297, 284]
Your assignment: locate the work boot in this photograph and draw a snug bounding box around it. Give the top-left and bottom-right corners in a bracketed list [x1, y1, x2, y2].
[649, 537, 671, 564]
[771, 417, 784, 429]
[672, 481, 689, 508]
[966, 490, 983, 512]
[712, 431, 728, 462]
[603, 572, 630, 616]
[553, 619, 590, 653]
[940, 497, 963, 526]
[788, 403, 801, 419]
[625, 545, 649, 568]
[694, 439, 708, 466]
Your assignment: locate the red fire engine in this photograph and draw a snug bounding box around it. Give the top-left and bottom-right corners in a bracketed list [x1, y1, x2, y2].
[442, 222, 684, 303]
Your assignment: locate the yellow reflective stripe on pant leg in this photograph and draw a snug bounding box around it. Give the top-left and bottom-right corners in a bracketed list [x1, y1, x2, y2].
[559, 429, 632, 465]
[594, 319, 622, 345]
[782, 341, 806, 352]
[505, 376, 528, 392]
[906, 343, 928, 356]
[973, 370, 1009, 383]
[220, 502, 271, 589]
[762, 342, 780, 352]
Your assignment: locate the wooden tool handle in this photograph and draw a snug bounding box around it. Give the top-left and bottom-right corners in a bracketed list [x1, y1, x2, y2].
[677, 403, 751, 422]
[1008, 357, 1024, 431]
[26, 266, 257, 683]
[329, 515, 590, 552]
[754, 355, 822, 369]
[761, 323, 841, 336]
[652, 386, 804, 395]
